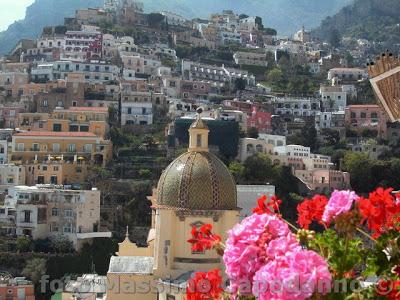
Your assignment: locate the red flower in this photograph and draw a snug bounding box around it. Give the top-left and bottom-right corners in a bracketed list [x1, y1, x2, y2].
[253, 195, 282, 215]
[377, 279, 400, 300]
[297, 195, 328, 229]
[187, 224, 221, 253]
[357, 187, 400, 237]
[186, 269, 223, 300]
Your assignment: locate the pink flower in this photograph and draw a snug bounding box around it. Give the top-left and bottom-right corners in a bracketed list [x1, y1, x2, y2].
[252, 249, 332, 300]
[322, 190, 358, 223]
[223, 214, 290, 295]
[266, 233, 302, 260]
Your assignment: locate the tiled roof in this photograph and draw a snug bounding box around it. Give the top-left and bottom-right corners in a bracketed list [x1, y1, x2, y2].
[14, 131, 97, 137]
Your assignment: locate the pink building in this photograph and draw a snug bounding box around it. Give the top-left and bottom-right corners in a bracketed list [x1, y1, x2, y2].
[0, 106, 25, 128]
[296, 169, 351, 194]
[345, 105, 388, 138]
[247, 107, 272, 133]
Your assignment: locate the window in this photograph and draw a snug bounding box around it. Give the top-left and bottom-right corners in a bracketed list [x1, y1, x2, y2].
[7, 176, 14, 184]
[84, 144, 92, 153]
[54, 166, 59, 171]
[64, 209, 73, 218]
[69, 125, 79, 132]
[63, 223, 73, 233]
[53, 143, 60, 152]
[72, 101, 77, 107]
[32, 143, 40, 151]
[51, 223, 59, 232]
[67, 144, 76, 152]
[127, 108, 132, 114]
[50, 176, 58, 184]
[42, 100, 48, 107]
[52, 208, 59, 216]
[196, 134, 202, 147]
[57, 101, 63, 107]
[360, 112, 366, 118]
[17, 143, 24, 151]
[371, 112, 378, 119]
[350, 112, 356, 119]
[53, 124, 62, 132]
[80, 125, 89, 132]
[37, 176, 44, 184]
[42, 165, 47, 171]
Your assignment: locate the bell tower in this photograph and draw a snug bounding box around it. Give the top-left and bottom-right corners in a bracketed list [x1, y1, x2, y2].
[188, 107, 210, 152]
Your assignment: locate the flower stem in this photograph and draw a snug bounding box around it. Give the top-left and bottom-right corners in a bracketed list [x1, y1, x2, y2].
[282, 218, 299, 232]
[356, 227, 377, 243]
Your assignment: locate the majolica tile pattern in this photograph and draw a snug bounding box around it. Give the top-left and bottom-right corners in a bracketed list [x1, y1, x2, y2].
[156, 151, 237, 210]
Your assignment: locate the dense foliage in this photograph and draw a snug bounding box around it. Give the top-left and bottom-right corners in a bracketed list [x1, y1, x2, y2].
[313, 0, 400, 46]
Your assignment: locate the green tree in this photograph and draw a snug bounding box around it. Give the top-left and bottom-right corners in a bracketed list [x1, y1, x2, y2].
[234, 78, 246, 91]
[342, 152, 373, 193]
[22, 258, 47, 284]
[255, 16, 264, 30]
[50, 235, 73, 253]
[328, 29, 341, 48]
[147, 13, 165, 28]
[243, 153, 274, 183]
[263, 28, 277, 36]
[138, 169, 152, 179]
[229, 161, 245, 182]
[16, 236, 32, 252]
[266, 68, 284, 84]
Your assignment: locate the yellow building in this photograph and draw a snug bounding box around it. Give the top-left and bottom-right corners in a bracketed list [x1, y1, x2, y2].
[11, 131, 111, 166]
[106, 113, 239, 300]
[18, 107, 109, 138]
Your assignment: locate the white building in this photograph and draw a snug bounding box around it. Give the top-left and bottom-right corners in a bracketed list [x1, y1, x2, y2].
[327, 68, 368, 81]
[159, 11, 187, 26]
[237, 185, 276, 219]
[219, 30, 242, 44]
[182, 60, 256, 87]
[120, 83, 153, 125]
[37, 36, 65, 49]
[63, 29, 103, 61]
[319, 85, 347, 110]
[52, 61, 120, 83]
[258, 134, 286, 147]
[273, 97, 320, 116]
[31, 63, 55, 82]
[233, 51, 268, 67]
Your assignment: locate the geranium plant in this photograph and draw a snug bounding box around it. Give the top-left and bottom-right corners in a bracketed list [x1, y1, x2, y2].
[186, 187, 400, 299]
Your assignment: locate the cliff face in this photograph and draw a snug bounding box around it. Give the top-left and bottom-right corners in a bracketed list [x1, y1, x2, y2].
[0, 0, 351, 54]
[313, 0, 400, 45]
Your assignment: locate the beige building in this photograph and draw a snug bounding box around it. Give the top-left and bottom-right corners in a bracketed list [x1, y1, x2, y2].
[106, 115, 240, 299]
[2, 185, 111, 250]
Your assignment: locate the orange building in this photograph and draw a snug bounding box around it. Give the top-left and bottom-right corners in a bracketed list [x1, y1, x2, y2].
[0, 277, 35, 300]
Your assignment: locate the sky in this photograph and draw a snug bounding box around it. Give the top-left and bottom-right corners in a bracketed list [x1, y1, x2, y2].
[0, 0, 34, 31]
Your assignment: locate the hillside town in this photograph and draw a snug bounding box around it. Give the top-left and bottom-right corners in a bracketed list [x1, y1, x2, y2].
[0, 0, 399, 299]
